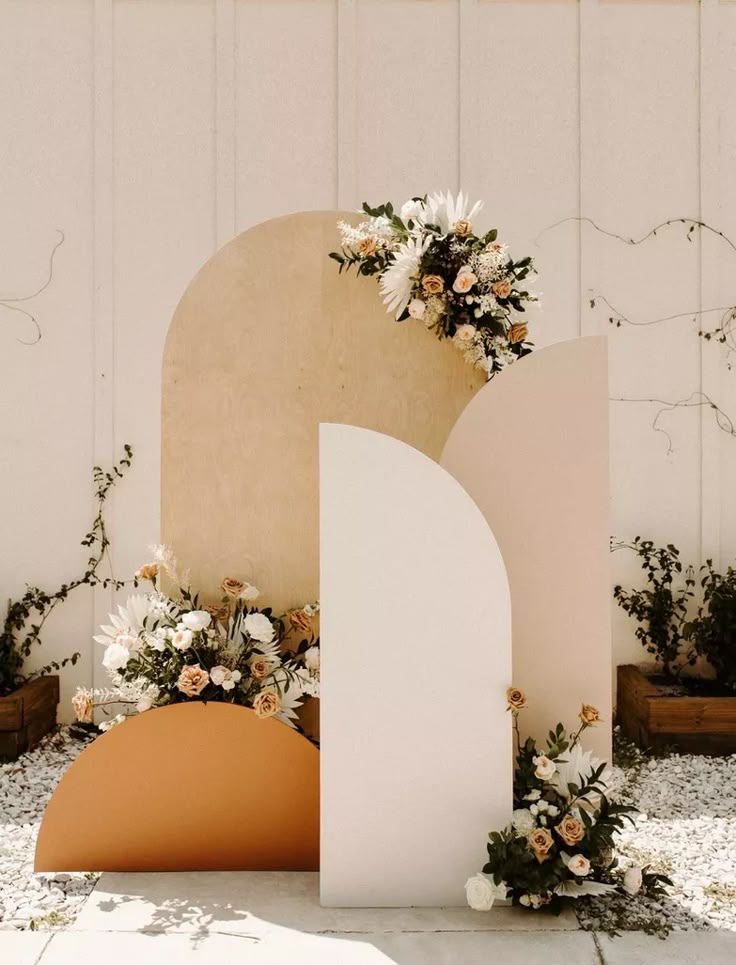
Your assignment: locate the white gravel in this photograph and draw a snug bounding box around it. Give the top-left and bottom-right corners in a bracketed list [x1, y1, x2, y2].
[0, 729, 99, 930]
[578, 748, 736, 935]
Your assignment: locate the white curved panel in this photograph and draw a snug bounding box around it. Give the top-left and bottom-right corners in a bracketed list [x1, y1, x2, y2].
[320, 424, 512, 907]
[441, 336, 612, 759]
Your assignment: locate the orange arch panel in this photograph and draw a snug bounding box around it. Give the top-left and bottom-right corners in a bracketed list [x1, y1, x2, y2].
[35, 703, 319, 872]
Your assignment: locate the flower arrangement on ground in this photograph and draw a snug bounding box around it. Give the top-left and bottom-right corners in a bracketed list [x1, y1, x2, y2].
[464, 690, 670, 913]
[329, 191, 538, 379]
[72, 546, 320, 735]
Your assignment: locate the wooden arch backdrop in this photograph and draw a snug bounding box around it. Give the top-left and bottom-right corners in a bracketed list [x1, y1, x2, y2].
[161, 211, 483, 612]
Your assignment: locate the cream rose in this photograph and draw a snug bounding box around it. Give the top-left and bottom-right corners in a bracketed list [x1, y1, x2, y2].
[239, 583, 260, 602]
[555, 814, 584, 847]
[181, 610, 211, 633]
[244, 612, 275, 644]
[304, 646, 320, 673]
[249, 657, 272, 680]
[623, 866, 643, 895]
[253, 688, 280, 719]
[453, 323, 476, 344]
[176, 665, 209, 697]
[421, 274, 445, 295]
[401, 199, 425, 222]
[102, 642, 131, 672]
[209, 665, 229, 687]
[171, 628, 193, 651]
[567, 854, 591, 877]
[408, 298, 426, 320]
[528, 827, 554, 863]
[222, 670, 241, 692]
[452, 266, 478, 294]
[533, 755, 556, 781]
[465, 874, 507, 911]
[491, 278, 512, 298]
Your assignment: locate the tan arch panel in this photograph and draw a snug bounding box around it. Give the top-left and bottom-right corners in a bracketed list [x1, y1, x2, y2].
[161, 211, 483, 611]
[34, 703, 319, 871]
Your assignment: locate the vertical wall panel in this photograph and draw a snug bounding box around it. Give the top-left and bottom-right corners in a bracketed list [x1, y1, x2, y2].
[0, 0, 95, 716]
[110, 0, 217, 634]
[234, 0, 337, 229]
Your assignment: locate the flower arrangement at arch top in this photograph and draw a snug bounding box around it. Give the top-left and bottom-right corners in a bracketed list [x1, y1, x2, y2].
[330, 191, 538, 379]
[464, 691, 671, 913]
[72, 546, 320, 737]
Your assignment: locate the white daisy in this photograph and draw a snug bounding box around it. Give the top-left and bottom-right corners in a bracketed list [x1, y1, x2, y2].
[379, 233, 431, 319]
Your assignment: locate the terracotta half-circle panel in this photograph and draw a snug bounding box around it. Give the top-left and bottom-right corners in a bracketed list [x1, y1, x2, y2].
[35, 703, 319, 872]
[161, 210, 483, 613]
[441, 336, 612, 759]
[320, 424, 512, 906]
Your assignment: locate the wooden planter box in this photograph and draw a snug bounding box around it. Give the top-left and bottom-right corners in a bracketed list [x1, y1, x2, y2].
[617, 664, 736, 755]
[0, 675, 60, 762]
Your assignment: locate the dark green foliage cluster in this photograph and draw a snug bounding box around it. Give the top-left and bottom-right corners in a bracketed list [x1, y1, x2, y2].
[684, 562, 736, 691]
[613, 538, 696, 677]
[0, 446, 134, 697]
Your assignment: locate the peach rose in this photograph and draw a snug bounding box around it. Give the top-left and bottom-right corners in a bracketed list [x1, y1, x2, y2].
[135, 563, 159, 582]
[506, 687, 527, 712]
[249, 658, 272, 680]
[253, 688, 281, 719]
[422, 274, 445, 295]
[289, 609, 313, 634]
[555, 815, 584, 847]
[491, 278, 512, 298]
[176, 665, 209, 697]
[528, 827, 554, 863]
[357, 236, 377, 256]
[453, 219, 472, 236]
[508, 323, 528, 344]
[452, 267, 478, 294]
[221, 577, 245, 598]
[579, 704, 601, 726]
[204, 603, 230, 624]
[72, 692, 93, 724]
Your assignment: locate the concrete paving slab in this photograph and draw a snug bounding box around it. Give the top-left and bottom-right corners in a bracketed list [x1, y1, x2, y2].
[39, 930, 397, 964]
[73, 871, 578, 935]
[599, 930, 736, 964]
[361, 931, 600, 965]
[0, 931, 51, 965]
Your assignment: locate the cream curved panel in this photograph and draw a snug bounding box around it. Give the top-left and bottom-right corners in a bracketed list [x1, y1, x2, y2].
[161, 211, 482, 613]
[441, 336, 612, 759]
[320, 424, 512, 907]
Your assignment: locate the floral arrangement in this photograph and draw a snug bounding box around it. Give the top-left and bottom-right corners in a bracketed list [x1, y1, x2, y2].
[72, 546, 319, 735]
[464, 690, 670, 913]
[330, 191, 538, 379]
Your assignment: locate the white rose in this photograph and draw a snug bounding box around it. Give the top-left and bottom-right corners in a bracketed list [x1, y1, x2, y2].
[230, 670, 242, 683]
[400, 199, 425, 222]
[524, 789, 541, 801]
[222, 678, 236, 691]
[408, 298, 426, 320]
[623, 866, 643, 895]
[546, 805, 560, 818]
[452, 266, 478, 294]
[181, 610, 211, 632]
[533, 755, 557, 781]
[511, 808, 536, 837]
[209, 665, 229, 687]
[239, 583, 260, 602]
[453, 323, 476, 344]
[465, 874, 507, 911]
[172, 628, 193, 651]
[244, 612, 275, 644]
[568, 854, 591, 877]
[103, 642, 131, 672]
[304, 647, 320, 672]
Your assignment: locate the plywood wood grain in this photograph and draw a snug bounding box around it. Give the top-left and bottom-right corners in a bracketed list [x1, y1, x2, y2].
[442, 337, 612, 760]
[35, 703, 319, 872]
[320, 424, 512, 907]
[162, 211, 483, 612]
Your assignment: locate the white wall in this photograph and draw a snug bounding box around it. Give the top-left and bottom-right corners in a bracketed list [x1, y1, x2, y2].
[2, 0, 735, 720]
